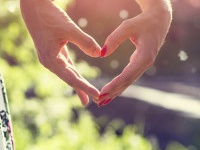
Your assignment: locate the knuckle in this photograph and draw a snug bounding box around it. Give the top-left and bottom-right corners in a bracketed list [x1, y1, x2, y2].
[121, 19, 130, 26]
[39, 53, 66, 71]
[121, 19, 132, 30]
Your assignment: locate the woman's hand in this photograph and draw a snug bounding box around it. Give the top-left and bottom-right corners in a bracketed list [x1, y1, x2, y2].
[98, 0, 172, 106]
[20, 0, 101, 105]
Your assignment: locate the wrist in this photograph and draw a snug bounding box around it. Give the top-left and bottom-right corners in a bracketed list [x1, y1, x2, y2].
[135, 0, 172, 13]
[135, 0, 172, 22]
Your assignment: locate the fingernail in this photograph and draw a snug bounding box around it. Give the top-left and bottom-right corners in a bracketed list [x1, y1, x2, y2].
[60, 40, 68, 46]
[100, 45, 107, 58]
[103, 98, 112, 105]
[98, 98, 112, 107]
[99, 93, 109, 99]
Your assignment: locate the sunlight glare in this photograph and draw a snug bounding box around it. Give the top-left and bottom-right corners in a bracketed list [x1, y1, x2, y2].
[123, 85, 200, 118]
[6, 1, 17, 13]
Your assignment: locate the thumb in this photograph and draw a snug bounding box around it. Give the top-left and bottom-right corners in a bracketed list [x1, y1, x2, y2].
[70, 27, 101, 57]
[101, 21, 131, 57]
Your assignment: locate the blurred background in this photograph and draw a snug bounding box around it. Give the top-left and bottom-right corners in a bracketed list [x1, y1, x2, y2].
[0, 0, 200, 149]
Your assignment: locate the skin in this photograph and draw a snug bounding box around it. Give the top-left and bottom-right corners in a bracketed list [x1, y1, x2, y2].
[20, 0, 172, 107]
[20, 0, 101, 106]
[98, 0, 172, 106]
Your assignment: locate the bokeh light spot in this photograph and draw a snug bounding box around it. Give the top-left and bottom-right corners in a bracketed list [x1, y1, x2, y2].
[6, 1, 17, 13]
[191, 67, 197, 74]
[145, 66, 157, 76]
[193, 16, 200, 29]
[110, 60, 119, 69]
[178, 50, 188, 61]
[119, 10, 129, 20]
[78, 18, 88, 28]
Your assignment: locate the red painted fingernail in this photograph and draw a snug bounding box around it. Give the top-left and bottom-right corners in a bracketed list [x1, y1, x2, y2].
[98, 98, 112, 107]
[100, 45, 107, 58]
[60, 40, 68, 46]
[103, 98, 112, 106]
[99, 93, 109, 99]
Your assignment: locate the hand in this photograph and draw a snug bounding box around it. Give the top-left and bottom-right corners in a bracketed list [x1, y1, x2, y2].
[20, 0, 101, 105]
[98, 1, 172, 106]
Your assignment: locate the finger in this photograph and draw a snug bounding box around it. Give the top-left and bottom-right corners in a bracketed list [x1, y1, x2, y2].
[62, 64, 100, 100]
[61, 47, 100, 102]
[43, 49, 100, 101]
[69, 25, 101, 57]
[69, 64, 99, 103]
[47, 8, 101, 57]
[99, 47, 155, 101]
[75, 88, 89, 106]
[100, 68, 144, 100]
[65, 62, 100, 100]
[101, 20, 132, 57]
[98, 71, 145, 108]
[70, 66, 100, 102]
[62, 49, 90, 106]
[29, 0, 101, 58]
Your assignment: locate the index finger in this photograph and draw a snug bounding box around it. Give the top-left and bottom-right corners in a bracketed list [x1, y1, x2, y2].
[100, 47, 156, 100]
[42, 46, 100, 101]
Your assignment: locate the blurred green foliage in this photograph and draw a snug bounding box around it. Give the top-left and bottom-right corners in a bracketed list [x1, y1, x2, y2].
[166, 142, 188, 150]
[0, 0, 189, 150]
[0, 0, 151, 149]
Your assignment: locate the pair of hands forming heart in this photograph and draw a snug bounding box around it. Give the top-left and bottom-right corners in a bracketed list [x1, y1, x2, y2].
[20, 0, 172, 107]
